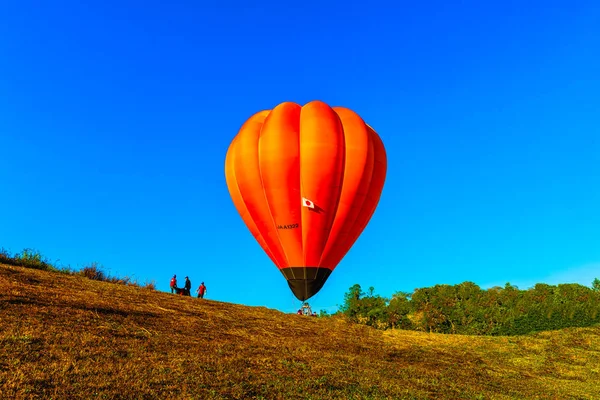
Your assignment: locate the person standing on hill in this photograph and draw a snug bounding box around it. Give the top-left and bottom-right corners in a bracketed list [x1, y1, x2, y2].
[170, 275, 177, 293]
[184, 276, 192, 296]
[197, 282, 207, 299]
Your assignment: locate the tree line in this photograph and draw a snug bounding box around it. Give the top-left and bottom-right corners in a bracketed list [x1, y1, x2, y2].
[333, 279, 600, 336]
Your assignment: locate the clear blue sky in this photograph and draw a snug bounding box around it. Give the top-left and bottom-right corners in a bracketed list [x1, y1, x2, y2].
[1, 0, 599, 314]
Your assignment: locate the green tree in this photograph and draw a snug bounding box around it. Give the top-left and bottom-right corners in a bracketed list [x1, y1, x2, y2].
[340, 284, 365, 321]
[387, 291, 413, 329]
[340, 284, 391, 328]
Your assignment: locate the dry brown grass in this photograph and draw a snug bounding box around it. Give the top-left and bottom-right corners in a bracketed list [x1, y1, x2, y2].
[1, 263, 599, 399]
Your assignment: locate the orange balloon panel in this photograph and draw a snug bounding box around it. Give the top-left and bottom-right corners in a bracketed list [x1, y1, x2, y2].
[225, 100, 387, 301]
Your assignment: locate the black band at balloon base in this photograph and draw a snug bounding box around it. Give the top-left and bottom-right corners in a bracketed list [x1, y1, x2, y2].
[280, 267, 333, 301]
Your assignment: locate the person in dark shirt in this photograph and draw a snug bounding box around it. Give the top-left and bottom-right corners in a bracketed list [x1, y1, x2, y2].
[184, 276, 192, 296]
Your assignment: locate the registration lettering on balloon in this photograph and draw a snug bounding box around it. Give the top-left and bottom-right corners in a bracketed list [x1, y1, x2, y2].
[277, 223, 299, 229]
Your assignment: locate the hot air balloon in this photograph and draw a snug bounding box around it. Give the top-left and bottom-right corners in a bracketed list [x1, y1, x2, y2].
[224, 100, 387, 301]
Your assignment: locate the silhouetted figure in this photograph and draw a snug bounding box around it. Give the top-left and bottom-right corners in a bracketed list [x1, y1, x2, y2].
[184, 276, 191, 296]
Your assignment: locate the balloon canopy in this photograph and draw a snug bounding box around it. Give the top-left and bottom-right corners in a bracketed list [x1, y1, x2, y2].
[224, 100, 387, 301]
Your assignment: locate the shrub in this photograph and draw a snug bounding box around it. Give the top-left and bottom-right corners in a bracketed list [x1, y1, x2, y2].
[80, 262, 107, 281]
[0, 248, 56, 271]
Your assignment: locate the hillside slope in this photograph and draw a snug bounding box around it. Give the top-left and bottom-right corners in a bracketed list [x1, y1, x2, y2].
[1, 263, 599, 399]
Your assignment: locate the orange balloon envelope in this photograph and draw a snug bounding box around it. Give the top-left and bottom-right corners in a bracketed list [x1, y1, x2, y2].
[224, 100, 387, 301]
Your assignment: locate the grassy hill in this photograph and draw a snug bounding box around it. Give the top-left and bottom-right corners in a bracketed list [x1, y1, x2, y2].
[2, 263, 599, 399]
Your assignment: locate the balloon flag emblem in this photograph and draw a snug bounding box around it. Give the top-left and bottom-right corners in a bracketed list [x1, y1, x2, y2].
[224, 100, 387, 301]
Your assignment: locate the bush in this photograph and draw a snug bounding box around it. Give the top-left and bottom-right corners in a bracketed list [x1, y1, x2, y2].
[80, 262, 107, 281]
[0, 248, 56, 271]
